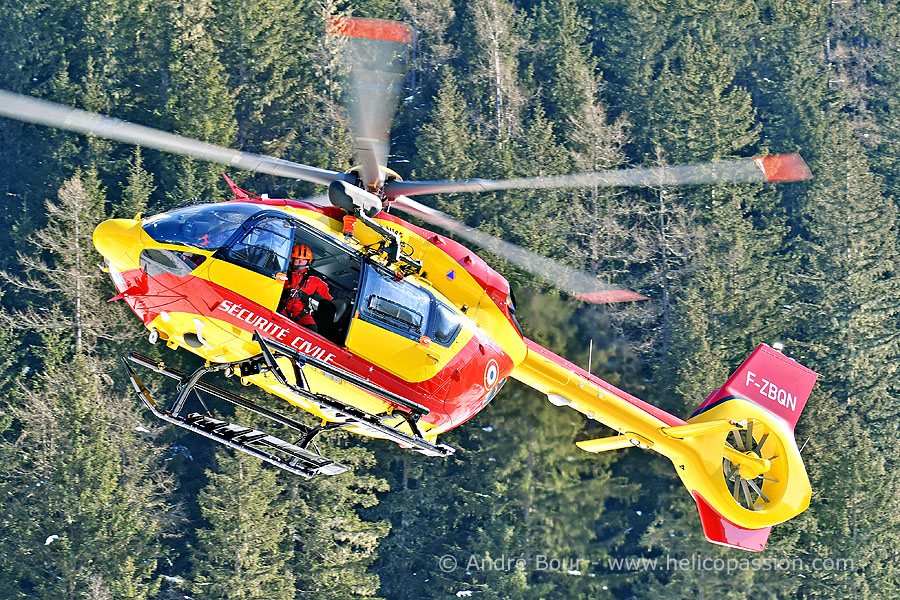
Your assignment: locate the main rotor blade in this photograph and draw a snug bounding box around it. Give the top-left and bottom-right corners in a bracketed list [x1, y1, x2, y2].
[383, 154, 812, 197]
[0, 89, 353, 187]
[327, 17, 412, 189]
[390, 195, 647, 304]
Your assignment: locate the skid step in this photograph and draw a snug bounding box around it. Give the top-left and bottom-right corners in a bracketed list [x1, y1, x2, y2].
[183, 413, 349, 476]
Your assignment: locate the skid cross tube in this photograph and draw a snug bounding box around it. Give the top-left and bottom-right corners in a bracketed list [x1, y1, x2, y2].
[252, 332, 430, 416]
[251, 333, 454, 457]
[127, 353, 319, 436]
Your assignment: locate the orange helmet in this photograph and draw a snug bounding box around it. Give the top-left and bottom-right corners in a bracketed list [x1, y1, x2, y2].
[292, 244, 313, 260]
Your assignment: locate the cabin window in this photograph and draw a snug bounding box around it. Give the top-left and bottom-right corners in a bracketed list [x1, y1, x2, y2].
[358, 265, 431, 341]
[140, 249, 206, 278]
[368, 295, 424, 333]
[430, 301, 462, 347]
[219, 217, 293, 277]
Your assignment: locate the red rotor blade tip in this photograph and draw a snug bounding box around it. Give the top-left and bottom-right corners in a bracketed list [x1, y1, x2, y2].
[753, 153, 812, 182]
[326, 16, 413, 43]
[576, 290, 649, 304]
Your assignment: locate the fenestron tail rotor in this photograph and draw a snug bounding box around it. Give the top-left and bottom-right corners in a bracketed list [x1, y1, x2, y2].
[724, 422, 780, 511]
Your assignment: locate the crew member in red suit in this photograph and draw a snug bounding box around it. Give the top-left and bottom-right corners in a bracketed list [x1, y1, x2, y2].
[281, 244, 332, 332]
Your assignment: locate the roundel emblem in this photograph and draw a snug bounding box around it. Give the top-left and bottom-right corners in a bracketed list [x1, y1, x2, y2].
[484, 360, 500, 390]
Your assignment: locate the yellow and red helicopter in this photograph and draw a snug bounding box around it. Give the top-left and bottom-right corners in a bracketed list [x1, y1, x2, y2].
[0, 17, 818, 552]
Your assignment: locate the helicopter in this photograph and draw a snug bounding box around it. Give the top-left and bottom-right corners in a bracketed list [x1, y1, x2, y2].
[0, 16, 818, 552]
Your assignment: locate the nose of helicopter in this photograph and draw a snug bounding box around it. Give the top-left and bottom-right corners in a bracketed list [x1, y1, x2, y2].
[93, 218, 144, 271]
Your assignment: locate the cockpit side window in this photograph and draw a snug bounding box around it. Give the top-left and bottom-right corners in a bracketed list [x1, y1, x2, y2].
[218, 216, 293, 277]
[142, 203, 259, 250]
[430, 301, 462, 347]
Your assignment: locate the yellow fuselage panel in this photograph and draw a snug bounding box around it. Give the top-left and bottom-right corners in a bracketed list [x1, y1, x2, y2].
[202, 257, 284, 311]
[245, 367, 436, 440]
[148, 311, 436, 439]
[344, 317, 475, 382]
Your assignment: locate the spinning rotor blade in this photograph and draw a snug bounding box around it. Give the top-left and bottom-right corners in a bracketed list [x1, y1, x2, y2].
[327, 17, 412, 190]
[391, 195, 647, 304]
[383, 154, 812, 197]
[0, 89, 353, 187]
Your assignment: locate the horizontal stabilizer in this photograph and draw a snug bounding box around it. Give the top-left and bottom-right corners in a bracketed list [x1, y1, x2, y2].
[575, 436, 635, 453]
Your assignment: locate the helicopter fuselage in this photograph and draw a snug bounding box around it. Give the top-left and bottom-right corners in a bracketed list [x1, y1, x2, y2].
[96, 197, 523, 440]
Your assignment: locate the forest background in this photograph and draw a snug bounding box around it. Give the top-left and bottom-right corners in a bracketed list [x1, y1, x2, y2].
[0, 0, 897, 598]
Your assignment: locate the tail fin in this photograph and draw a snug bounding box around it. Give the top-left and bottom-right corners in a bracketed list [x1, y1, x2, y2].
[691, 344, 817, 431]
[684, 344, 818, 551]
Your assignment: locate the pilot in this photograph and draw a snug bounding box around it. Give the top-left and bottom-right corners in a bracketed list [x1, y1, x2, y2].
[281, 244, 332, 332]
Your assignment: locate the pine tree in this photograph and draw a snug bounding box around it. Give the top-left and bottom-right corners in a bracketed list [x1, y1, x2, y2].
[163, 0, 237, 203]
[0, 170, 137, 355]
[190, 443, 294, 600]
[824, 0, 900, 193]
[462, 0, 528, 143]
[414, 67, 479, 220]
[529, 0, 632, 285]
[529, 0, 597, 136]
[212, 0, 319, 163]
[289, 436, 388, 599]
[396, 0, 456, 115]
[0, 346, 173, 600]
[787, 119, 900, 599]
[119, 147, 156, 219]
[792, 120, 900, 431]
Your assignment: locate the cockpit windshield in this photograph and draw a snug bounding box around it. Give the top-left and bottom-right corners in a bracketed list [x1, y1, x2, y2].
[142, 203, 261, 250]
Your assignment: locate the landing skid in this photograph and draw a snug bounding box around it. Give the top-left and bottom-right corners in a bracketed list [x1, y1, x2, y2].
[122, 337, 454, 478]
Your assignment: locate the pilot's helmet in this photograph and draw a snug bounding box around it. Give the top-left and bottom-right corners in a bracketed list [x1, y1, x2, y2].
[292, 244, 313, 261]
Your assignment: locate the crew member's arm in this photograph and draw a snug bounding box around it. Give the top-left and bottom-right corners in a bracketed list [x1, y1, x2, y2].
[314, 278, 333, 300]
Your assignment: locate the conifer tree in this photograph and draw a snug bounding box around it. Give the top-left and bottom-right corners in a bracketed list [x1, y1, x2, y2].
[0, 345, 172, 600]
[463, 0, 527, 143]
[163, 0, 237, 202]
[190, 444, 294, 600]
[288, 437, 388, 599]
[0, 170, 136, 355]
[784, 114, 900, 599]
[212, 0, 320, 163]
[824, 0, 900, 192]
[119, 147, 156, 219]
[414, 67, 479, 222]
[529, 0, 632, 285]
[791, 120, 900, 432]
[530, 0, 597, 136]
[397, 0, 456, 106]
